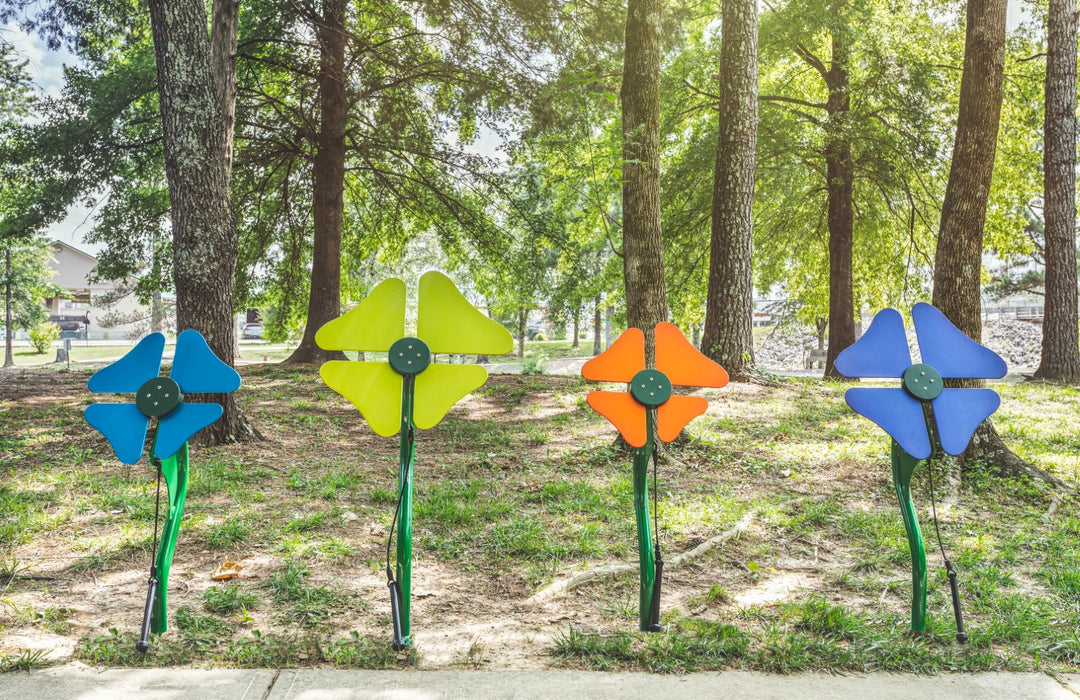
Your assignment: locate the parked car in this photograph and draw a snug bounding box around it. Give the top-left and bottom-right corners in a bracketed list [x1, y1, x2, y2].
[242, 322, 264, 339]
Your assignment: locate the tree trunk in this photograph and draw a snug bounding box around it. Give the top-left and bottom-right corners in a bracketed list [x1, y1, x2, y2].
[4, 247, 13, 368]
[210, 0, 239, 182]
[823, 23, 856, 379]
[593, 295, 602, 356]
[572, 311, 580, 349]
[286, 0, 349, 364]
[701, 0, 757, 381]
[621, 0, 667, 365]
[148, 0, 255, 445]
[151, 291, 163, 334]
[932, 0, 1046, 481]
[1034, 0, 1080, 382]
[931, 0, 1006, 341]
[518, 307, 526, 358]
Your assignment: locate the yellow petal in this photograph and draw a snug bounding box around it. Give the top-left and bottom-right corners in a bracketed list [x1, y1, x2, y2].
[417, 271, 512, 355]
[413, 364, 489, 430]
[320, 361, 403, 436]
[316, 278, 406, 352]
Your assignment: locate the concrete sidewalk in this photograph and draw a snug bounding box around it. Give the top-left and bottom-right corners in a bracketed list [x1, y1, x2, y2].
[1, 668, 1078, 699]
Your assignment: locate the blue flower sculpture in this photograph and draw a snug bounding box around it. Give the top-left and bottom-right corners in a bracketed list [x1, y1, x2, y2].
[835, 303, 1007, 459]
[85, 329, 241, 463]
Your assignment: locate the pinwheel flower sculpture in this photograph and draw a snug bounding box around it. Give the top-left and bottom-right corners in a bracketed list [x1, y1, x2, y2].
[84, 329, 241, 651]
[582, 321, 728, 631]
[836, 302, 1005, 636]
[317, 270, 512, 649]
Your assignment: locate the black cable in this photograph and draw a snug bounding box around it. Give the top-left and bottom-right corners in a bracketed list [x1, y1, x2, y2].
[646, 429, 663, 632]
[385, 426, 414, 583]
[151, 458, 162, 559]
[385, 426, 414, 650]
[136, 458, 164, 653]
[926, 453, 967, 644]
[652, 448, 660, 546]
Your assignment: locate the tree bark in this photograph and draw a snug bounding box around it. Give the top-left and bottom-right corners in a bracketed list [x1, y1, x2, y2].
[210, 0, 239, 182]
[518, 306, 526, 358]
[701, 0, 758, 381]
[931, 0, 1006, 341]
[823, 19, 856, 379]
[148, 0, 255, 445]
[931, 0, 1049, 482]
[285, 0, 349, 364]
[1034, 0, 1080, 382]
[572, 311, 580, 349]
[621, 0, 668, 364]
[593, 295, 602, 356]
[4, 247, 13, 368]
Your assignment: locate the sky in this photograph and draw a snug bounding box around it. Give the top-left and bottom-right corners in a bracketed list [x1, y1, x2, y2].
[5, 1, 1034, 259]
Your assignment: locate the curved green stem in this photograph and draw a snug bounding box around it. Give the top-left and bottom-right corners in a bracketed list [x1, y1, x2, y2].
[632, 411, 656, 632]
[891, 439, 926, 632]
[150, 442, 189, 634]
[396, 375, 416, 645]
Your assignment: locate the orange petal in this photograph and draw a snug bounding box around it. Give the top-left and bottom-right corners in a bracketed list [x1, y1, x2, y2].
[656, 395, 709, 443]
[582, 328, 645, 382]
[587, 391, 648, 447]
[655, 322, 729, 388]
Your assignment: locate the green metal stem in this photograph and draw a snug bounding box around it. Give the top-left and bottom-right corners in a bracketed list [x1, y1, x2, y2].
[632, 410, 657, 632]
[891, 439, 927, 632]
[396, 375, 417, 646]
[150, 442, 189, 634]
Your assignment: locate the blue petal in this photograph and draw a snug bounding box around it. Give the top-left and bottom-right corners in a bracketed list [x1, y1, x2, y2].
[169, 329, 241, 393]
[87, 334, 165, 393]
[846, 388, 932, 459]
[85, 404, 150, 464]
[932, 388, 1000, 456]
[152, 402, 224, 460]
[912, 303, 1006, 379]
[835, 308, 911, 378]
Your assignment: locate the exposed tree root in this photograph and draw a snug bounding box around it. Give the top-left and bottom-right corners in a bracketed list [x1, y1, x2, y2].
[524, 510, 756, 605]
[964, 420, 1070, 490]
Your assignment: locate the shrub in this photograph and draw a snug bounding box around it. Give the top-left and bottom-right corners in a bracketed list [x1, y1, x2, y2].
[29, 322, 60, 354]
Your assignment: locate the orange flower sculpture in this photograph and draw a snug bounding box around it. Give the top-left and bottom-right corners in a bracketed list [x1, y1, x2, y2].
[582, 322, 729, 446]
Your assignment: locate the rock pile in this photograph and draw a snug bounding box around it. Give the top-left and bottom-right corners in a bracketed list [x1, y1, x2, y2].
[755, 325, 823, 371]
[983, 319, 1041, 371]
[754, 319, 1043, 373]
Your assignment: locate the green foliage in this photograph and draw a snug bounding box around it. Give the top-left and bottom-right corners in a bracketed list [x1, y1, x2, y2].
[263, 560, 353, 628]
[0, 238, 64, 334]
[202, 585, 260, 615]
[0, 649, 51, 673]
[28, 321, 60, 354]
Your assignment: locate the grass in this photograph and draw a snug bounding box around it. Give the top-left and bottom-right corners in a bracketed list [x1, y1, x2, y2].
[2, 368, 1080, 672]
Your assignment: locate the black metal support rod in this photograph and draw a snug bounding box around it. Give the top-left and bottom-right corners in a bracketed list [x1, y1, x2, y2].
[135, 568, 158, 653]
[388, 579, 406, 651]
[948, 567, 967, 644]
[647, 554, 663, 632]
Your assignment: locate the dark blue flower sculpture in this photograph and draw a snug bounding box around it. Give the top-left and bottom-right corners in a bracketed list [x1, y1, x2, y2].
[85, 329, 241, 463]
[835, 303, 1006, 459]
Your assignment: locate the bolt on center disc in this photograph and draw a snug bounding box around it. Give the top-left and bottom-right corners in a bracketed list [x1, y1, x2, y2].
[136, 376, 183, 417]
[630, 369, 672, 407]
[389, 337, 431, 376]
[902, 363, 943, 402]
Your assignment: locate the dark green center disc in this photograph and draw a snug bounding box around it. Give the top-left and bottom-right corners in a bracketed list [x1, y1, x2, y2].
[902, 363, 943, 402]
[389, 337, 431, 376]
[630, 369, 672, 407]
[136, 376, 183, 417]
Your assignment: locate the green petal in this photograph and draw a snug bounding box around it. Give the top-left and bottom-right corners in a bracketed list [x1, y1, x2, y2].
[320, 361, 402, 436]
[417, 271, 513, 355]
[316, 278, 406, 351]
[414, 364, 488, 430]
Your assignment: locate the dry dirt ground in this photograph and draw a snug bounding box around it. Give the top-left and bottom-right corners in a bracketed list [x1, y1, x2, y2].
[0, 364, 1069, 671]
